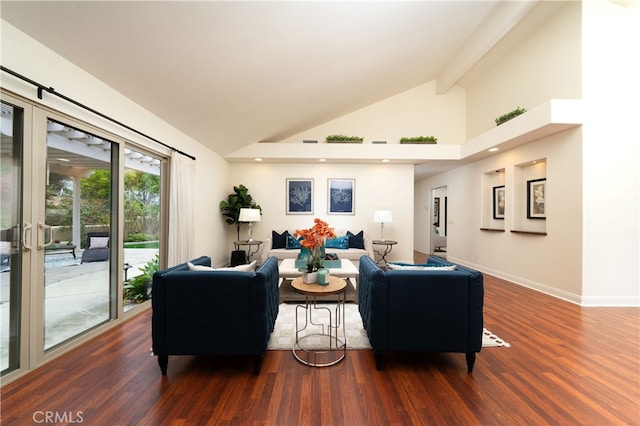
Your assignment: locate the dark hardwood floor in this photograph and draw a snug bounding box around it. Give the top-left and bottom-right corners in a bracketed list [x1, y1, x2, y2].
[1, 253, 638, 425]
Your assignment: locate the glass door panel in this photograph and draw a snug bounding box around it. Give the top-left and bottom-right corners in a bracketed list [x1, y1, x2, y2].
[123, 148, 161, 311]
[0, 101, 24, 375]
[44, 120, 113, 350]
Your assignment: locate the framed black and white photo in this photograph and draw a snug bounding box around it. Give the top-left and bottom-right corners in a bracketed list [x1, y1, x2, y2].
[328, 178, 355, 214]
[433, 197, 440, 226]
[286, 178, 313, 214]
[493, 185, 505, 219]
[527, 178, 546, 219]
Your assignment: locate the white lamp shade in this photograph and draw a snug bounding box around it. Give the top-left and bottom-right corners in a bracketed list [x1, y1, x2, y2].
[239, 208, 261, 222]
[374, 210, 393, 223]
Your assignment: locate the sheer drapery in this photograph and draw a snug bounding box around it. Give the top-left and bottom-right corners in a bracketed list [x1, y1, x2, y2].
[168, 151, 195, 266]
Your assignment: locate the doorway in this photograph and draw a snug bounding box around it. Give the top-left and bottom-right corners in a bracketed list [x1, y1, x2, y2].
[431, 186, 447, 258]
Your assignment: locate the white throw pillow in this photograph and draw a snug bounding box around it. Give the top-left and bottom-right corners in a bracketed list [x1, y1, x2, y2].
[89, 236, 109, 249]
[187, 260, 257, 272]
[387, 263, 456, 271]
[187, 261, 215, 271]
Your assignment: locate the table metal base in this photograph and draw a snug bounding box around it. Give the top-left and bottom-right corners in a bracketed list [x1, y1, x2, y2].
[293, 293, 346, 367]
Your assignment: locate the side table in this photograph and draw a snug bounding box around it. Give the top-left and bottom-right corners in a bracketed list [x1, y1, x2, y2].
[233, 240, 263, 262]
[372, 240, 397, 264]
[290, 276, 347, 367]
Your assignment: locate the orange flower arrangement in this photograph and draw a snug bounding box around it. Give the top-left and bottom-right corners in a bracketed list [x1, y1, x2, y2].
[294, 218, 336, 271]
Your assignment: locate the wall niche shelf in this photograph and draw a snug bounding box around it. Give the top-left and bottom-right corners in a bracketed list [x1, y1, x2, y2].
[480, 228, 506, 232]
[511, 230, 548, 236]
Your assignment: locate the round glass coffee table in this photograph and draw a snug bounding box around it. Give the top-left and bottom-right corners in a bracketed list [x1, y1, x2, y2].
[290, 275, 347, 367]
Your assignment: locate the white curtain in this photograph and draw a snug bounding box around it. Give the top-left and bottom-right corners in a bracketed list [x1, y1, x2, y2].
[167, 150, 195, 266]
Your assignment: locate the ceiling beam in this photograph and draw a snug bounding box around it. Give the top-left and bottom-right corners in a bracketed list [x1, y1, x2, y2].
[436, 0, 539, 94]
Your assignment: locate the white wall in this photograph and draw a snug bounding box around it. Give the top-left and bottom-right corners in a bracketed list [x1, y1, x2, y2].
[417, 128, 584, 302]
[464, 1, 582, 138]
[417, 1, 639, 306]
[279, 81, 467, 145]
[1, 21, 230, 265]
[581, 0, 639, 305]
[227, 162, 415, 263]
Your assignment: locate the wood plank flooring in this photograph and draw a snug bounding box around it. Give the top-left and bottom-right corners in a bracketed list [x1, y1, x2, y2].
[1, 253, 639, 425]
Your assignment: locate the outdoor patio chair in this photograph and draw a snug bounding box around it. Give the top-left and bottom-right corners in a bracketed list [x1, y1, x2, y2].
[81, 232, 110, 263]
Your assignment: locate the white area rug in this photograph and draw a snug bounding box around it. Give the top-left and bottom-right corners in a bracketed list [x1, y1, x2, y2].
[267, 303, 510, 350]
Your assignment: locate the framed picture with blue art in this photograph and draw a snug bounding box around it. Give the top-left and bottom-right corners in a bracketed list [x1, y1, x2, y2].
[286, 178, 313, 215]
[328, 178, 355, 215]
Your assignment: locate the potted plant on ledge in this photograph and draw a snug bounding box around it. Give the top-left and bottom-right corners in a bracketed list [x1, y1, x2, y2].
[326, 134, 364, 143]
[495, 107, 527, 126]
[400, 136, 438, 144]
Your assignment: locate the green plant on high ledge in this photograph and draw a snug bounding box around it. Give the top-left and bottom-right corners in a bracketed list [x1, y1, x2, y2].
[495, 107, 527, 126]
[400, 136, 438, 144]
[219, 184, 261, 241]
[124, 254, 159, 304]
[326, 134, 364, 143]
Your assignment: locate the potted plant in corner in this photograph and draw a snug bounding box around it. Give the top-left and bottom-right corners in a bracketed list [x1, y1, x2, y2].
[219, 184, 262, 241]
[400, 136, 438, 144]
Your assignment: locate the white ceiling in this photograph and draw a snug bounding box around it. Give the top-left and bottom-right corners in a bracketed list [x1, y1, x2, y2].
[1, 0, 539, 175]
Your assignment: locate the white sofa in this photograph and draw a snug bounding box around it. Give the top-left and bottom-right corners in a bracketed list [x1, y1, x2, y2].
[259, 229, 374, 268]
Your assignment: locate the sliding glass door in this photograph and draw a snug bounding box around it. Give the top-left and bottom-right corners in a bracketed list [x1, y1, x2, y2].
[0, 101, 25, 375]
[44, 119, 117, 350]
[1, 90, 166, 383]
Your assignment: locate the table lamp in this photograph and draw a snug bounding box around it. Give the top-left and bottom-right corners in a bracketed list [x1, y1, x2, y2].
[374, 210, 393, 241]
[239, 208, 261, 241]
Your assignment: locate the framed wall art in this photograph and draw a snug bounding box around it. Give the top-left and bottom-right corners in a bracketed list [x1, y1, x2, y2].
[433, 197, 440, 226]
[286, 178, 313, 215]
[493, 185, 505, 219]
[527, 178, 546, 219]
[328, 178, 355, 214]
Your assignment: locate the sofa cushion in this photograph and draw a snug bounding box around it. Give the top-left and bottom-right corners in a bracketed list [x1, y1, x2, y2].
[286, 233, 301, 249]
[387, 262, 457, 271]
[187, 260, 257, 272]
[272, 230, 288, 249]
[347, 230, 365, 249]
[326, 235, 349, 249]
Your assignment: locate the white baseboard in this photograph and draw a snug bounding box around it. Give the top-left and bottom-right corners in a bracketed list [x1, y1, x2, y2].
[446, 256, 640, 307]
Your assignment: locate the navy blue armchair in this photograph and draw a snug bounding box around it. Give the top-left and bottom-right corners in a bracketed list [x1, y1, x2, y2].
[152, 256, 280, 375]
[358, 255, 484, 372]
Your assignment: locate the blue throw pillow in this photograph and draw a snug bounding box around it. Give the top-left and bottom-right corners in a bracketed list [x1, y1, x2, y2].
[286, 234, 301, 249]
[272, 230, 288, 249]
[325, 235, 349, 249]
[347, 230, 365, 249]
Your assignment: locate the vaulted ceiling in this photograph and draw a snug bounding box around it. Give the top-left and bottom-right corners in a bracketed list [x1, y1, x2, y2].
[1, 1, 538, 167]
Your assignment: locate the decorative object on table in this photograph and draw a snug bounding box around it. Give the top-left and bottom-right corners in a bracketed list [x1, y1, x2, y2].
[527, 178, 546, 219]
[238, 208, 261, 241]
[328, 178, 355, 214]
[493, 185, 505, 219]
[286, 178, 313, 215]
[294, 218, 337, 282]
[373, 210, 393, 241]
[399, 136, 437, 144]
[219, 184, 261, 240]
[317, 268, 330, 285]
[495, 106, 527, 126]
[325, 134, 364, 143]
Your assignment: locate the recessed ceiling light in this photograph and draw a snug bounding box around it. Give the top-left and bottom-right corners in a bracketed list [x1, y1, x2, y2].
[254, 158, 262, 161]
[56, 158, 70, 162]
[488, 148, 499, 152]
[382, 159, 390, 163]
[319, 158, 326, 162]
